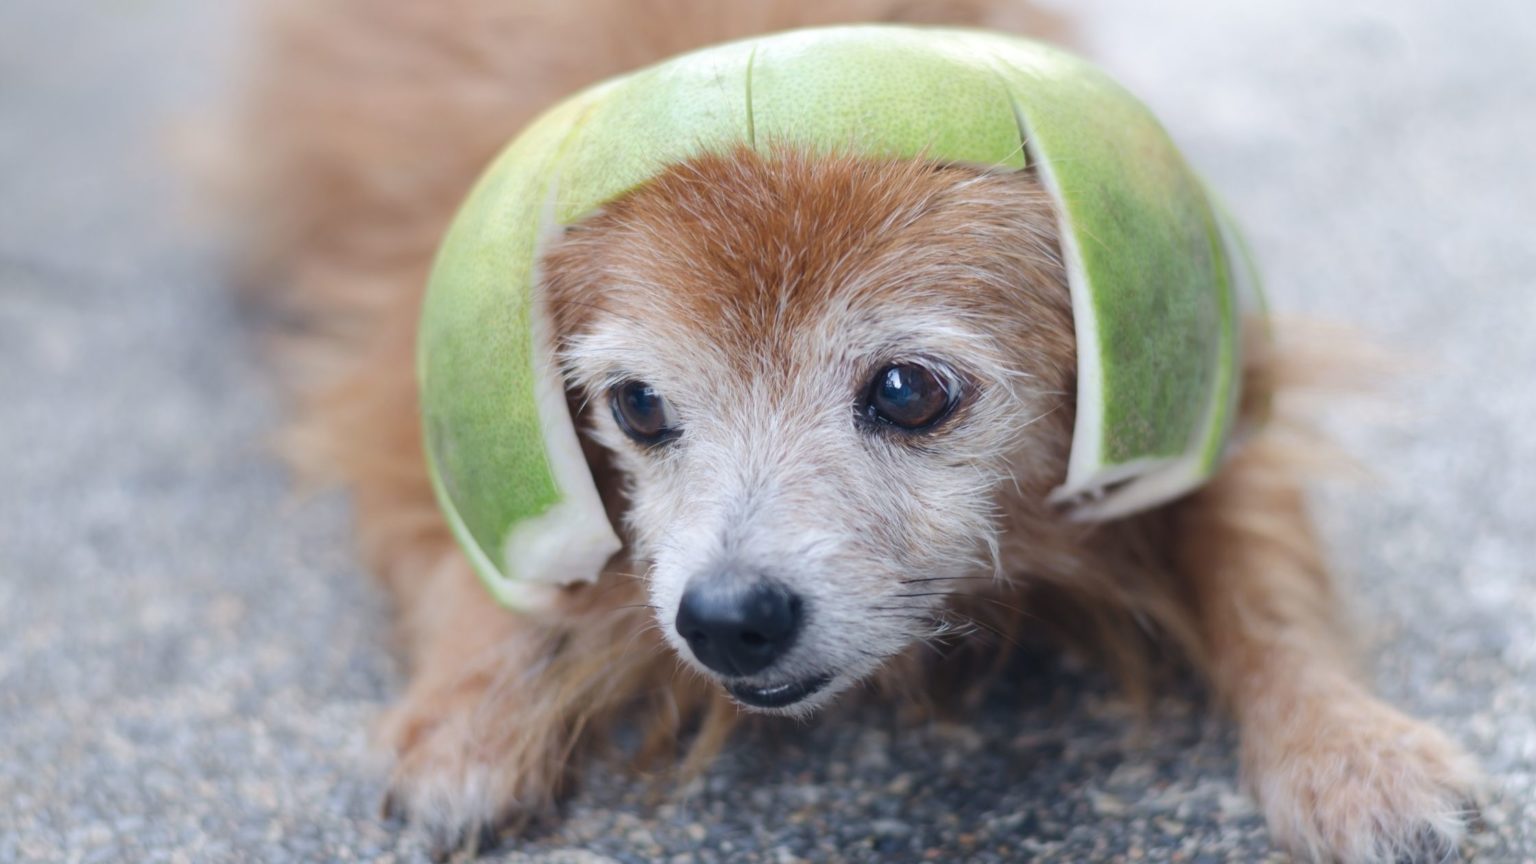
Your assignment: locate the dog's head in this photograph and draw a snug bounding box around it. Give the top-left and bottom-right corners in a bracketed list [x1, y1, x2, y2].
[544, 148, 1076, 714]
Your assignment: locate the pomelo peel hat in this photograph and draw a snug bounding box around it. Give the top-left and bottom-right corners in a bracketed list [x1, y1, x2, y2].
[416, 26, 1263, 608]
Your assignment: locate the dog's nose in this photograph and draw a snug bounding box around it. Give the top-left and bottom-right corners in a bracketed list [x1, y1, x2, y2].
[675, 581, 802, 676]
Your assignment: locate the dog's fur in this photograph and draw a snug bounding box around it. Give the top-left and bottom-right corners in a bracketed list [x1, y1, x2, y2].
[226, 1, 1479, 860]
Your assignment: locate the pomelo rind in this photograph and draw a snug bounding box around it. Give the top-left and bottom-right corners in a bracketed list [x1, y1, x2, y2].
[417, 26, 1258, 603]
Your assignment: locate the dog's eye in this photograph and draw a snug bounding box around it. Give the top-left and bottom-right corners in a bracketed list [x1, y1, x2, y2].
[860, 363, 957, 432]
[611, 380, 679, 446]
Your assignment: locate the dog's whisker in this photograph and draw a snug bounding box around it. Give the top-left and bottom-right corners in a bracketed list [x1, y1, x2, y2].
[931, 607, 1026, 652]
[959, 593, 1043, 626]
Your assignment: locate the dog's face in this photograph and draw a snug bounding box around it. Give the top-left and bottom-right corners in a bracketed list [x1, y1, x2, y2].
[544, 149, 1077, 714]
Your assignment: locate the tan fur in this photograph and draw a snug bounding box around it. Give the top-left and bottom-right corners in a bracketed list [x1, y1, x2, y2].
[227, 1, 1477, 860]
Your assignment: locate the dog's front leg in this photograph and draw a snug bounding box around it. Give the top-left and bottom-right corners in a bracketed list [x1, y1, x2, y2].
[375, 552, 693, 857]
[1179, 439, 1479, 863]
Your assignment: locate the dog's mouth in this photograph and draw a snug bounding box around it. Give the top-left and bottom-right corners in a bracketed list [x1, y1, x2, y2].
[726, 673, 833, 710]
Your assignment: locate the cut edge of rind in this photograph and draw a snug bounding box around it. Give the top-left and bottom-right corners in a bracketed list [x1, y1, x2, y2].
[988, 56, 1112, 508]
[425, 451, 558, 610]
[507, 194, 625, 589]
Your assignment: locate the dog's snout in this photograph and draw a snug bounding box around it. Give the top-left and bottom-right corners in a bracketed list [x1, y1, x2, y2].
[675, 581, 802, 676]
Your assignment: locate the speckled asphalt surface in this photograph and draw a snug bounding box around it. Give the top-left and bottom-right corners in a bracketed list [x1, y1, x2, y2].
[2, 1, 1533, 862]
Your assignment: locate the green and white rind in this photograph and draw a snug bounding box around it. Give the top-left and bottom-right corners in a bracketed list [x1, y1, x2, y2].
[418, 25, 1252, 602]
[418, 93, 622, 609]
[948, 31, 1241, 517]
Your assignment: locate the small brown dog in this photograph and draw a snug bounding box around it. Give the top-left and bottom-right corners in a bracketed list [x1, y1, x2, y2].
[228, 1, 1478, 860]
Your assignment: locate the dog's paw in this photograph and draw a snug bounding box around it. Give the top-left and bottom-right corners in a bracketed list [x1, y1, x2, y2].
[377, 686, 559, 860]
[1245, 690, 1480, 864]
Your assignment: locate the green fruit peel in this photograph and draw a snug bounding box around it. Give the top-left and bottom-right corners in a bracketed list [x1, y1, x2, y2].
[417, 26, 1259, 607]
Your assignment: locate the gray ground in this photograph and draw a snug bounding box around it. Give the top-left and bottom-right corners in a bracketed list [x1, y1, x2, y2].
[2, 0, 1533, 861]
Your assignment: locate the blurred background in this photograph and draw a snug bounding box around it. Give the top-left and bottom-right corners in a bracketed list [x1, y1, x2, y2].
[1, 1, 1532, 861]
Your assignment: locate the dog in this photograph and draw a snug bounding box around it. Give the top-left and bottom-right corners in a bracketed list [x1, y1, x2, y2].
[223, 1, 1479, 860]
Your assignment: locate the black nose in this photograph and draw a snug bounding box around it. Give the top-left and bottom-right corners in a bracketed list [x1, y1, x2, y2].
[675, 581, 803, 677]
